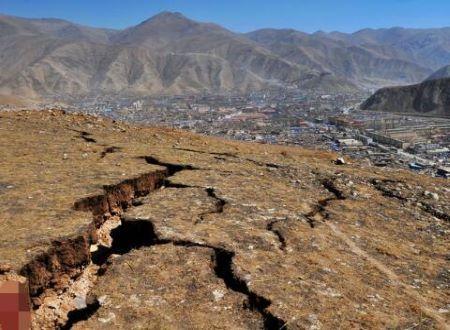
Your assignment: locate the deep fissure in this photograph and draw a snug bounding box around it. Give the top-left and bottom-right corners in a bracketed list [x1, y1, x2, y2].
[20, 156, 193, 328]
[85, 218, 287, 330]
[33, 155, 287, 329]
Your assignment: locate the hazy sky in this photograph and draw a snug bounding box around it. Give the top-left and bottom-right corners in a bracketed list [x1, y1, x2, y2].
[1, 0, 449, 33]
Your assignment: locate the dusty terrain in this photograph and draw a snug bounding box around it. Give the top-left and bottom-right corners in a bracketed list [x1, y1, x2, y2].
[0, 110, 449, 329]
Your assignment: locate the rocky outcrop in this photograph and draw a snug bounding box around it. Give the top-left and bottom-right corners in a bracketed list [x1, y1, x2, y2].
[361, 77, 450, 117]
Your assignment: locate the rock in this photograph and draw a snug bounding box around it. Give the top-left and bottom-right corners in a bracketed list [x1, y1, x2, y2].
[424, 191, 439, 201]
[98, 312, 116, 324]
[0, 263, 11, 273]
[73, 295, 87, 309]
[212, 289, 225, 301]
[335, 157, 346, 165]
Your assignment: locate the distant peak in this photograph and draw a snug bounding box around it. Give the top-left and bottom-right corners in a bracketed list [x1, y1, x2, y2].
[134, 11, 193, 28]
[149, 11, 188, 21]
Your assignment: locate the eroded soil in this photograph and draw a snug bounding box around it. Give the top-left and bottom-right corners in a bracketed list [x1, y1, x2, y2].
[0, 110, 449, 329]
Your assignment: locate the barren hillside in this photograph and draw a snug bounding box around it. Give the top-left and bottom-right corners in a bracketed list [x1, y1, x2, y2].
[361, 77, 450, 117]
[0, 110, 448, 329]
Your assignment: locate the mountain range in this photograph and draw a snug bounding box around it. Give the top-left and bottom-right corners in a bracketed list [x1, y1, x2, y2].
[0, 12, 449, 99]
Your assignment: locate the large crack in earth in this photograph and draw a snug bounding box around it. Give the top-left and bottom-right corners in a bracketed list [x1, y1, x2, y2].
[21, 154, 286, 329]
[22, 167, 171, 328]
[67, 219, 286, 329]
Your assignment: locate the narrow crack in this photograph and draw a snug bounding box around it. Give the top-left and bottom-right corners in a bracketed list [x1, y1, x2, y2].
[320, 178, 346, 201]
[244, 158, 282, 169]
[162, 180, 199, 189]
[420, 203, 449, 222]
[100, 146, 121, 159]
[173, 147, 284, 170]
[71, 130, 97, 143]
[371, 179, 449, 222]
[195, 187, 227, 225]
[304, 175, 347, 228]
[370, 179, 407, 202]
[173, 147, 239, 159]
[266, 220, 286, 251]
[143, 156, 199, 175]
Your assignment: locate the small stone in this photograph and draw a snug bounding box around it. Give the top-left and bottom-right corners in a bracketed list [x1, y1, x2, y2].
[335, 157, 346, 165]
[97, 295, 108, 306]
[73, 295, 87, 309]
[0, 263, 11, 273]
[212, 289, 225, 301]
[98, 312, 116, 324]
[424, 191, 439, 201]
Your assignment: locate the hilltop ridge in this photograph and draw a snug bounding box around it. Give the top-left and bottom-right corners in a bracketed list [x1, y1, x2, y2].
[361, 77, 450, 117]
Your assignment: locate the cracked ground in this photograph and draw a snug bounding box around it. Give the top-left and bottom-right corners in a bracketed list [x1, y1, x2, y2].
[0, 110, 449, 329]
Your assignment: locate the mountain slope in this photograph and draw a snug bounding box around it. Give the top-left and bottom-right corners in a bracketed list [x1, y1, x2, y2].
[0, 12, 355, 98]
[246, 29, 432, 88]
[361, 77, 450, 117]
[426, 64, 450, 81]
[326, 27, 450, 70]
[109, 12, 356, 93]
[1, 12, 450, 98]
[0, 14, 116, 43]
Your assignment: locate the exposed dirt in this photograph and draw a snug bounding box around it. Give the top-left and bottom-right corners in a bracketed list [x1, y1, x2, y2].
[0, 110, 449, 329]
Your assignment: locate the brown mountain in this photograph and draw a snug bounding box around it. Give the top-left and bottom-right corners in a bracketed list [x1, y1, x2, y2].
[246, 29, 434, 88]
[361, 77, 450, 117]
[0, 12, 355, 99]
[1, 12, 450, 99]
[329, 27, 450, 70]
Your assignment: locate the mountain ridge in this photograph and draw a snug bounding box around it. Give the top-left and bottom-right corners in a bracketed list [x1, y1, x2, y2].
[1, 11, 449, 98]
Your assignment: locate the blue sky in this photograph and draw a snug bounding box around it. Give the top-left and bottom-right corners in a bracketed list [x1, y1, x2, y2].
[1, 0, 449, 33]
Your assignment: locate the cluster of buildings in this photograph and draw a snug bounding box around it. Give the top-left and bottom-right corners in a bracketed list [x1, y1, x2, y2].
[15, 88, 448, 178]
